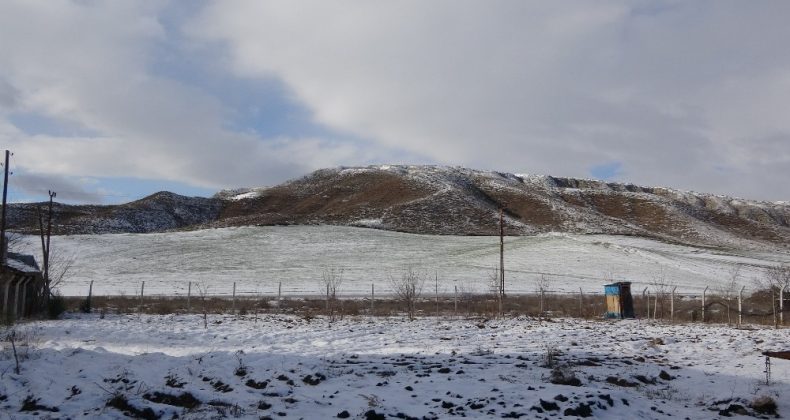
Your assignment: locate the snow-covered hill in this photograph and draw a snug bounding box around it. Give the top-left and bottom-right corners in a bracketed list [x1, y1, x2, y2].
[8, 165, 790, 249]
[36, 226, 790, 297]
[216, 165, 790, 249]
[7, 191, 222, 235]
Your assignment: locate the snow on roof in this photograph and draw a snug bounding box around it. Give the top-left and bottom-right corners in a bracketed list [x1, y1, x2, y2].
[4, 252, 40, 274]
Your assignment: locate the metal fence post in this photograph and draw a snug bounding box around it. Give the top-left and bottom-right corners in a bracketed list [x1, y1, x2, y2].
[702, 286, 708, 323]
[454, 285, 458, 318]
[139, 281, 145, 314]
[738, 286, 744, 327]
[653, 293, 658, 319]
[371, 283, 374, 314]
[780, 285, 786, 326]
[578, 287, 583, 318]
[232, 282, 237, 313]
[187, 281, 191, 312]
[278, 282, 282, 301]
[86, 280, 94, 314]
[670, 286, 676, 323]
[435, 273, 439, 317]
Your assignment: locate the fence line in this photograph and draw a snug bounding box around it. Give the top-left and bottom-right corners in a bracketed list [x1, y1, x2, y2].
[69, 278, 790, 327]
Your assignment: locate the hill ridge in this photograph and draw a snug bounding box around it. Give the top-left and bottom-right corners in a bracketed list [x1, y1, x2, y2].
[7, 165, 790, 249]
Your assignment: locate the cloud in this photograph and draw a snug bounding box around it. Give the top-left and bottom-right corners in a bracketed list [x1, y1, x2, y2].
[0, 0, 378, 197]
[0, 78, 17, 109]
[187, 0, 790, 200]
[11, 172, 106, 203]
[0, 1, 789, 203]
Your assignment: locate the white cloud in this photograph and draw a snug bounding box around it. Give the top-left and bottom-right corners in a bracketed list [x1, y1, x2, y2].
[0, 0, 372, 198]
[188, 0, 790, 200]
[1, 1, 789, 202]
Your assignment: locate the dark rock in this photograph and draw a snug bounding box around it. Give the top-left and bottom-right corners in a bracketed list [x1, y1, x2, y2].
[539, 399, 559, 411]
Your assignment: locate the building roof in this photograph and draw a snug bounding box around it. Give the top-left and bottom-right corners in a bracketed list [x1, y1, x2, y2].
[4, 252, 41, 275]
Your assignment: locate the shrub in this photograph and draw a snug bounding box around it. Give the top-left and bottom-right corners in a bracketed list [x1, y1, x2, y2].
[79, 297, 92, 314]
[48, 294, 67, 319]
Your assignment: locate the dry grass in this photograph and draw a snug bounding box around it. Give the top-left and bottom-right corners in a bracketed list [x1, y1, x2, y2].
[58, 291, 788, 327]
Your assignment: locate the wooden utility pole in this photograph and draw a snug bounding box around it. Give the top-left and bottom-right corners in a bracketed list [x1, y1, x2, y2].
[38, 190, 56, 304]
[0, 150, 9, 268]
[499, 208, 505, 300]
[45, 190, 55, 280]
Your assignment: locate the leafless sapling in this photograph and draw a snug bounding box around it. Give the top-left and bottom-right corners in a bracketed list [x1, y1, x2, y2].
[195, 281, 210, 329]
[718, 266, 741, 324]
[755, 264, 790, 322]
[536, 274, 552, 317]
[320, 267, 343, 321]
[390, 267, 425, 321]
[650, 270, 675, 320]
[488, 267, 503, 318]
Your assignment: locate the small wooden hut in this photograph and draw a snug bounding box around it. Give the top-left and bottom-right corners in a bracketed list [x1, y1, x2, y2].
[1, 245, 44, 322]
[604, 282, 634, 319]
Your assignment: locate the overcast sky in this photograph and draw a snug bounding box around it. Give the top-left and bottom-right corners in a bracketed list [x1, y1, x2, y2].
[1, 1, 789, 204]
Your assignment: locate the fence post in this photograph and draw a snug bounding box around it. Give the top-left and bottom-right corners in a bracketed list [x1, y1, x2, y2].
[371, 283, 374, 315]
[435, 273, 439, 317]
[578, 287, 583, 318]
[646, 289, 651, 319]
[670, 286, 676, 323]
[87, 280, 94, 314]
[187, 281, 191, 312]
[139, 281, 145, 314]
[454, 285, 458, 318]
[738, 286, 744, 327]
[232, 282, 237, 314]
[654, 293, 659, 320]
[702, 286, 708, 323]
[278, 282, 282, 301]
[540, 287, 545, 316]
[780, 285, 786, 327]
[771, 287, 779, 328]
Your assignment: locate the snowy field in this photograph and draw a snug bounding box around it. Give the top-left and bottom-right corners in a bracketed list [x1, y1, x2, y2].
[1, 314, 787, 419]
[26, 226, 790, 297]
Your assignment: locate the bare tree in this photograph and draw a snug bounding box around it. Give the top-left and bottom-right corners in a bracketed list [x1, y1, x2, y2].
[320, 267, 343, 321]
[45, 250, 75, 293]
[758, 264, 790, 293]
[488, 267, 503, 317]
[455, 281, 477, 317]
[650, 270, 675, 320]
[536, 274, 552, 316]
[719, 266, 741, 324]
[756, 264, 790, 326]
[390, 267, 425, 321]
[195, 281, 210, 329]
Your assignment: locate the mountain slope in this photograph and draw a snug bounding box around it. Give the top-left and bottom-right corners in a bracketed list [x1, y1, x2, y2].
[8, 191, 222, 235]
[6, 165, 790, 248]
[215, 166, 790, 248]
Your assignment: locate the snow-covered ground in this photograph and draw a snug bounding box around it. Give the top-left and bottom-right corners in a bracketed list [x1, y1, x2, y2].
[1, 314, 787, 419]
[26, 226, 790, 297]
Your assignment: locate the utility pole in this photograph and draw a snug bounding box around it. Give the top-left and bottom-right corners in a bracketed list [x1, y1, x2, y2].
[0, 150, 10, 268]
[499, 208, 505, 300]
[38, 190, 56, 304]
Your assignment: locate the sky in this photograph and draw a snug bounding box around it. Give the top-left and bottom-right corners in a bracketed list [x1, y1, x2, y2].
[1, 1, 789, 204]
